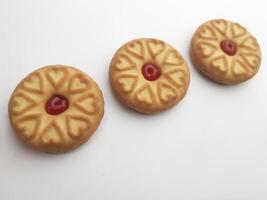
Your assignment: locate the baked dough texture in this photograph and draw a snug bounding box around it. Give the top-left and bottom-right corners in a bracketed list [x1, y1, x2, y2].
[190, 19, 261, 84]
[9, 65, 104, 153]
[109, 38, 190, 114]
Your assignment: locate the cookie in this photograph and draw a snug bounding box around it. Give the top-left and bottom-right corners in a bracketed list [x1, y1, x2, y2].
[190, 19, 261, 85]
[8, 65, 104, 153]
[109, 38, 190, 114]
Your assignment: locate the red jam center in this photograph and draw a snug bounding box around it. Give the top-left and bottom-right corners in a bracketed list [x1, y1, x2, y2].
[141, 63, 161, 81]
[220, 40, 237, 56]
[45, 95, 69, 115]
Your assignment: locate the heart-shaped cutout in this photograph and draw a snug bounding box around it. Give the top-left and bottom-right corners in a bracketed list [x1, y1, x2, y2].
[117, 75, 138, 93]
[135, 85, 155, 105]
[239, 53, 260, 69]
[68, 73, 91, 94]
[11, 93, 37, 115]
[198, 42, 218, 57]
[125, 40, 144, 59]
[210, 56, 228, 73]
[73, 94, 98, 115]
[147, 39, 166, 57]
[157, 82, 177, 103]
[231, 23, 247, 38]
[22, 72, 44, 94]
[211, 19, 228, 35]
[45, 67, 68, 90]
[114, 54, 136, 71]
[66, 115, 91, 139]
[17, 114, 42, 140]
[198, 26, 217, 40]
[165, 69, 186, 88]
[163, 50, 183, 66]
[40, 121, 63, 145]
[240, 36, 259, 51]
[232, 60, 248, 75]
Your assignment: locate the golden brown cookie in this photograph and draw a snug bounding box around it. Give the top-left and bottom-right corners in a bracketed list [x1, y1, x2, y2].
[9, 65, 104, 153]
[190, 19, 261, 85]
[109, 38, 190, 114]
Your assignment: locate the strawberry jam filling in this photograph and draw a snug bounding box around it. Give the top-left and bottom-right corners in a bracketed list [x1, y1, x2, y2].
[141, 63, 161, 81]
[220, 40, 237, 56]
[45, 95, 69, 115]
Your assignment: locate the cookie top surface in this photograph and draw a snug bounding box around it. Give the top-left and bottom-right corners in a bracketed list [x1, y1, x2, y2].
[190, 19, 261, 85]
[9, 65, 104, 153]
[109, 38, 190, 114]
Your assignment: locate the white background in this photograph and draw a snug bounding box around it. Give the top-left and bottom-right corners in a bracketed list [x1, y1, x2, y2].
[0, 0, 267, 199]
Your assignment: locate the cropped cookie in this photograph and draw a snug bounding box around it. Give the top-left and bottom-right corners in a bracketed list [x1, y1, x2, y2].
[9, 65, 104, 153]
[190, 19, 261, 84]
[109, 38, 190, 114]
